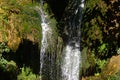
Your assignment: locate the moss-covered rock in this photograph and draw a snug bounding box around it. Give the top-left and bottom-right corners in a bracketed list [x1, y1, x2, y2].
[0, 0, 41, 79]
[0, 0, 41, 51]
[101, 55, 120, 79]
[81, 55, 120, 80]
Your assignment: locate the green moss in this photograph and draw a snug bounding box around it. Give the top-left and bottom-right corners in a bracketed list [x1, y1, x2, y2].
[0, 0, 41, 79]
[46, 17, 58, 54]
[0, 0, 41, 50]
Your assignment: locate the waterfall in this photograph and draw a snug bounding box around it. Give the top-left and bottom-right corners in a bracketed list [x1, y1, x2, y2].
[40, 22, 50, 75]
[37, 0, 85, 79]
[61, 0, 85, 80]
[38, 0, 51, 77]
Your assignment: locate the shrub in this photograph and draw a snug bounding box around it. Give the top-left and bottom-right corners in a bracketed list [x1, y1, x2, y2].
[17, 67, 40, 80]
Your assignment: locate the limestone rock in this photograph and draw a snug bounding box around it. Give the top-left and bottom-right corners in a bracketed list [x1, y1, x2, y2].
[101, 55, 120, 78]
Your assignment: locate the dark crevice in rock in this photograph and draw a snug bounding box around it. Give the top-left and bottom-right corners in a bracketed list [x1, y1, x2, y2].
[46, 0, 69, 21]
[3, 39, 40, 74]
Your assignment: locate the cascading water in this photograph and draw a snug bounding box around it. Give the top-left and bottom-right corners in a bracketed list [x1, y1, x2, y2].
[61, 0, 85, 80]
[40, 22, 50, 75]
[38, 0, 51, 77]
[37, 0, 85, 79]
[36, 0, 58, 79]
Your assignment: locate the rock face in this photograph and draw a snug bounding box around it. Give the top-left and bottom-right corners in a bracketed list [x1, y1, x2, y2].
[82, 55, 120, 80]
[0, 0, 41, 51]
[0, 0, 41, 80]
[101, 55, 120, 78]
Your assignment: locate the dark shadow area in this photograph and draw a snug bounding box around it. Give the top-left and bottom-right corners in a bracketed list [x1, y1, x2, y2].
[3, 39, 40, 74]
[15, 39, 40, 74]
[0, 69, 17, 80]
[34, 0, 68, 21]
[46, 0, 69, 21]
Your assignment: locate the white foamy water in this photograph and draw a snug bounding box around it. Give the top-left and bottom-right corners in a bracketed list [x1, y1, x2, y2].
[40, 22, 50, 75]
[61, 0, 85, 80]
[38, 1, 51, 76]
[62, 43, 81, 80]
[80, 0, 85, 8]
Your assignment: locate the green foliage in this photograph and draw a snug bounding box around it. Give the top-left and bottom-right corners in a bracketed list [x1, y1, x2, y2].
[0, 42, 10, 59]
[87, 24, 103, 42]
[0, 0, 41, 79]
[0, 0, 41, 41]
[0, 42, 10, 54]
[98, 43, 108, 57]
[82, 47, 93, 75]
[47, 17, 58, 54]
[117, 48, 120, 54]
[91, 50, 107, 72]
[98, 43, 107, 53]
[17, 67, 39, 80]
[0, 58, 8, 71]
[95, 59, 106, 72]
[82, 0, 120, 60]
[85, 0, 99, 11]
[7, 60, 17, 72]
[85, 0, 107, 15]
[82, 0, 119, 71]
[0, 58, 17, 72]
[17, 2, 41, 40]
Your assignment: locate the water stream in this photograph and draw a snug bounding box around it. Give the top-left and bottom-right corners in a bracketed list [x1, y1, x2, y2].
[61, 0, 85, 80]
[38, 0, 85, 79]
[38, 0, 51, 77]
